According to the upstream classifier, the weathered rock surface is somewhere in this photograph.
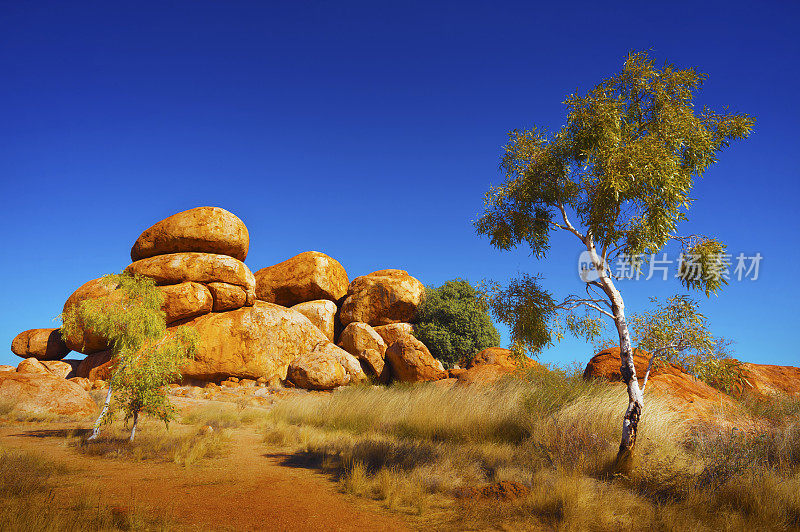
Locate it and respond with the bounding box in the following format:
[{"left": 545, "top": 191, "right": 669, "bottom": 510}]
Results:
[
  {"left": 0, "top": 371, "right": 96, "bottom": 416},
  {"left": 583, "top": 346, "right": 673, "bottom": 383},
  {"left": 131, "top": 206, "right": 249, "bottom": 262},
  {"left": 179, "top": 301, "right": 345, "bottom": 382},
  {"left": 340, "top": 270, "right": 425, "bottom": 327},
  {"left": 206, "top": 282, "right": 248, "bottom": 312},
  {"left": 338, "top": 322, "right": 388, "bottom": 380},
  {"left": 61, "top": 277, "right": 118, "bottom": 354},
  {"left": 68, "top": 376, "right": 92, "bottom": 391},
  {"left": 311, "top": 341, "right": 366, "bottom": 383},
  {"left": 0, "top": 365, "right": 15, "bottom": 372},
  {"left": 287, "top": 350, "right": 349, "bottom": 390},
  {"left": 39, "top": 361, "right": 73, "bottom": 379},
  {"left": 451, "top": 364, "right": 514, "bottom": 386},
  {"left": 339, "top": 322, "right": 387, "bottom": 357},
  {"left": 739, "top": 362, "right": 800, "bottom": 397},
  {"left": 291, "top": 300, "right": 338, "bottom": 342},
  {"left": 462, "top": 347, "right": 542, "bottom": 371},
  {"left": 255, "top": 251, "right": 349, "bottom": 307},
  {"left": 125, "top": 253, "right": 256, "bottom": 294},
  {"left": 373, "top": 323, "right": 414, "bottom": 347},
  {"left": 11, "top": 328, "right": 70, "bottom": 360},
  {"left": 384, "top": 336, "right": 447, "bottom": 382},
  {"left": 16, "top": 358, "right": 50, "bottom": 375},
  {"left": 159, "top": 282, "right": 214, "bottom": 323}
]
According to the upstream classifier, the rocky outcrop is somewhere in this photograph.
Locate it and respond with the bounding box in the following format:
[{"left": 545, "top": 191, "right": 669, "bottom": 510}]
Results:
[
  {"left": 0, "top": 371, "right": 96, "bottom": 416},
  {"left": 126, "top": 253, "right": 255, "bottom": 295},
  {"left": 461, "top": 347, "right": 541, "bottom": 371},
  {"left": 740, "top": 362, "right": 800, "bottom": 397},
  {"left": 179, "top": 301, "right": 346, "bottom": 382},
  {"left": 384, "top": 336, "right": 446, "bottom": 382},
  {"left": 131, "top": 206, "right": 249, "bottom": 262},
  {"left": 0, "top": 365, "right": 15, "bottom": 372},
  {"left": 11, "top": 328, "right": 70, "bottom": 360},
  {"left": 310, "top": 341, "right": 367, "bottom": 383},
  {"left": 291, "top": 300, "right": 338, "bottom": 342},
  {"left": 255, "top": 251, "right": 349, "bottom": 307},
  {"left": 584, "top": 347, "right": 735, "bottom": 423},
  {"left": 159, "top": 282, "right": 214, "bottom": 323},
  {"left": 287, "top": 349, "right": 349, "bottom": 391},
  {"left": 373, "top": 323, "right": 414, "bottom": 347},
  {"left": 340, "top": 270, "right": 425, "bottom": 327}
]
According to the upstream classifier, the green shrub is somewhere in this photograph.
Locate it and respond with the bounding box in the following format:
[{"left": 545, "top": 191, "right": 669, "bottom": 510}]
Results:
[{"left": 413, "top": 279, "right": 501, "bottom": 368}]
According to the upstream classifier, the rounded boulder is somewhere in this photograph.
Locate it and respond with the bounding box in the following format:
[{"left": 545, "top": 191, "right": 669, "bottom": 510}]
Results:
[
  {"left": 11, "top": 328, "right": 70, "bottom": 360},
  {"left": 340, "top": 270, "right": 424, "bottom": 327},
  {"left": 255, "top": 251, "right": 349, "bottom": 307},
  {"left": 131, "top": 206, "right": 249, "bottom": 262}
]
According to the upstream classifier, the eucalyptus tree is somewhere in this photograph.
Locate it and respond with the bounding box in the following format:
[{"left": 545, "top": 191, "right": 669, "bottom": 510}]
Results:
[
  {"left": 475, "top": 51, "right": 753, "bottom": 459},
  {"left": 61, "top": 273, "right": 198, "bottom": 442}
]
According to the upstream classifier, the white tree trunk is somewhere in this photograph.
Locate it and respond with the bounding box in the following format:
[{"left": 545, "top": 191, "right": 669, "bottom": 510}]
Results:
[
  {"left": 88, "top": 388, "right": 113, "bottom": 441},
  {"left": 129, "top": 410, "right": 139, "bottom": 443},
  {"left": 584, "top": 239, "right": 643, "bottom": 460}
]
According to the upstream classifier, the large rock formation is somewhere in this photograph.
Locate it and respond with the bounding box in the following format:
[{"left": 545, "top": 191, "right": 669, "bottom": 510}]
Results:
[
  {"left": 291, "top": 300, "right": 338, "bottom": 342},
  {"left": 178, "top": 301, "right": 346, "bottom": 382},
  {"left": 0, "top": 371, "right": 96, "bottom": 416},
  {"left": 130, "top": 206, "right": 249, "bottom": 262},
  {"left": 11, "top": 328, "right": 70, "bottom": 360},
  {"left": 384, "top": 335, "right": 447, "bottom": 382},
  {"left": 340, "top": 270, "right": 425, "bottom": 327},
  {"left": 255, "top": 251, "right": 349, "bottom": 307}
]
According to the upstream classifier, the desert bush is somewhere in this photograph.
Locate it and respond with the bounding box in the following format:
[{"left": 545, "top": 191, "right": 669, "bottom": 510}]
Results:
[{"left": 413, "top": 279, "right": 501, "bottom": 368}]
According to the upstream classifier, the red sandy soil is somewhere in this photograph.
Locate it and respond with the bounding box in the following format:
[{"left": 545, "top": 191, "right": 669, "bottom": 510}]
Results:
[{"left": 0, "top": 416, "right": 410, "bottom": 531}]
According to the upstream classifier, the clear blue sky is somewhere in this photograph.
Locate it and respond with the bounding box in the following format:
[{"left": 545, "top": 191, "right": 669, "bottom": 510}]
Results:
[{"left": 1, "top": 1, "right": 798, "bottom": 368}]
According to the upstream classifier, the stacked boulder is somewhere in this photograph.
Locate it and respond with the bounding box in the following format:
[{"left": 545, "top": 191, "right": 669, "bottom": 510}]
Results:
[{"left": 7, "top": 206, "right": 447, "bottom": 395}]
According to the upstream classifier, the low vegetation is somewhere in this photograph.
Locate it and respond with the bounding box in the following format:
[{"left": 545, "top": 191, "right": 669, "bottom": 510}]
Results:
[
  {"left": 0, "top": 447, "right": 173, "bottom": 530},
  {"left": 262, "top": 368, "right": 800, "bottom": 529}
]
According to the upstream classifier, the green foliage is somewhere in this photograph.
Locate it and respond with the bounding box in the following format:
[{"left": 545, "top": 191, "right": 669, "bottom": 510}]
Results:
[
  {"left": 475, "top": 51, "right": 754, "bottom": 354},
  {"left": 413, "top": 279, "right": 500, "bottom": 368},
  {"left": 61, "top": 272, "right": 198, "bottom": 432},
  {"left": 628, "top": 296, "right": 744, "bottom": 392}
]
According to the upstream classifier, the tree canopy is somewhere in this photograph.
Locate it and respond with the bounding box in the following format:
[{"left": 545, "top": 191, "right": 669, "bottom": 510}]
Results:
[
  {"left": 413, "top": 279, "right": 501, "bottom": 368},
  {"left": 61, "top": 272, "right": 198, "bottom": 441}
]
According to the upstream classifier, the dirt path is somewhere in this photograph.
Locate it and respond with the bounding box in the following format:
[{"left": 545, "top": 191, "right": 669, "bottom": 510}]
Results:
[{"left": 0, "top": 422, "right": 410, "bottom": 531}]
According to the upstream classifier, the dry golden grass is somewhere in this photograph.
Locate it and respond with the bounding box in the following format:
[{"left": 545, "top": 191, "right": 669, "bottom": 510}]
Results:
[
  {"left": 263, "top": 368, "right": 800, "bottom": 530},
  {"left": 70, "top": 415, "right": 230, "bottom": 467},
  {"left": 0, "top": 446, "right": 175, "bottom": 531}
]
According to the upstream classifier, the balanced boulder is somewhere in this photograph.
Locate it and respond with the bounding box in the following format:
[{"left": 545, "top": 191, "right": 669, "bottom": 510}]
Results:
[
  {"left": 130, "top": 206, "right": 249, "bottom": 262},
  {"left": 255, "top": 251, "right": 349, "bottom": 307},
  {"left": 384, "top": 335, "right": 447, "bottom": 382},
  {"left": 340, "top": 270, "right": 424, "bottom": 327},
  {"left": 291, "top": 300, "right": 338, "bottom": 342},
  {"left": 11, "top": 328, "right": 70, "bottom": 360},
  {"left": 0, "top": 371, "right": 96, "bottom": 416},
  {"left": 125, "top": 252, "right": 255, "bottom": 295}
]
